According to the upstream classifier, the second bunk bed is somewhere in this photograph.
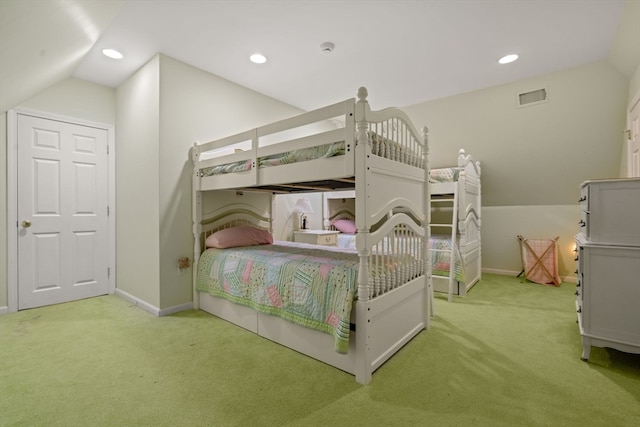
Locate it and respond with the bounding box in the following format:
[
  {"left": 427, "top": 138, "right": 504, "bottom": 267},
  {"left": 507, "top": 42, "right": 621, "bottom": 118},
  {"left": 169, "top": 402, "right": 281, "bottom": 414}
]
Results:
[
  {"left": 430, "top": 149, "right": 482, "bottom": 301},
  {"left": 191, "top": 87, "right": 431, "bottom": 385},
  {"left": 324, "top": 149, "right": 481, "bottom": 302}
]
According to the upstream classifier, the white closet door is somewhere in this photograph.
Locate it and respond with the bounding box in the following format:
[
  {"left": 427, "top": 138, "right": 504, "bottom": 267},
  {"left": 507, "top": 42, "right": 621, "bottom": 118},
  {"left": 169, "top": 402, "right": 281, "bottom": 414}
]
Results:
[{"left": 17, "top": 114, "right": 109, "bottom": 309}]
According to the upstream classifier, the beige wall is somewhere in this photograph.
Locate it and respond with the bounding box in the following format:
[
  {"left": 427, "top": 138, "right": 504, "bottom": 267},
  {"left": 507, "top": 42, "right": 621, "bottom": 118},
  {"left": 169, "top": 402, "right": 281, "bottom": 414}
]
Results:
[
  {"left": 2, "top": 48, "right": 637, "bottom": 311},
  {"left": 115, "top": 56, "right": 162, "bottom": 306},
  {"left": 404, "top": 61, "right": 630, "bottom": 279},
  {"left": 116, "top": 54, "right": 305, "bottom": 311},
  {"left": 0, "top": 55, "right": 306, "bottom": 313}
]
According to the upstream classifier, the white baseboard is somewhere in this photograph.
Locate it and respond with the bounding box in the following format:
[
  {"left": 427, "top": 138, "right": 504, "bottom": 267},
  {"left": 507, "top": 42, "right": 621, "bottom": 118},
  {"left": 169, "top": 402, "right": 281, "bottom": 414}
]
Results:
[
  {"left": 159, "top": 302, "right": 194, "bottom": 316},
  {"left": 482, "top": 268, "right": 521, "bottom": 276},
  {"left": 0, "top": 306, "right": 8, "bottom": 315},
  {"left": 481, "top": 268, "right": 577, "bottom": 284},
  {"left": 114, "top": 288, "right": 193, "bottom": 317},
  {"left": 114, "top": 288, "right": 160, "bottom": 316}
]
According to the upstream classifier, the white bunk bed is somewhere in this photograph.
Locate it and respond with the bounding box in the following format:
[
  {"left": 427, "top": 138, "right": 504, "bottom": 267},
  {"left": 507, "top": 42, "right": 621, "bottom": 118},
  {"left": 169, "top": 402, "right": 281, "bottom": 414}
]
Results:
[
  {"left": 429, "top": 149, "right": 481, "bottom": 301},
  {"left": 191, "top": 87, "right": 431, "bottom": 385}
]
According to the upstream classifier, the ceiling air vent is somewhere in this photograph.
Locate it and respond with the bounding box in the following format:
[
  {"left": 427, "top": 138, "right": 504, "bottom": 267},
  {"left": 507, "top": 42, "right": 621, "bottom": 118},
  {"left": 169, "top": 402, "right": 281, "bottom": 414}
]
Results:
[{"left": 518, "top": 88, "right": 548, "bottom": 107}]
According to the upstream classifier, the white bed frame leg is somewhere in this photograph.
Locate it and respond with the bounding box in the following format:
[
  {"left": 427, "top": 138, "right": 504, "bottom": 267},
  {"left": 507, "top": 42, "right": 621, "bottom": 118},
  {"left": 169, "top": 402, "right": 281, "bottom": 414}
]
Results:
[{"left": 354, "top": 300, "right": 372, "bottom": 385}]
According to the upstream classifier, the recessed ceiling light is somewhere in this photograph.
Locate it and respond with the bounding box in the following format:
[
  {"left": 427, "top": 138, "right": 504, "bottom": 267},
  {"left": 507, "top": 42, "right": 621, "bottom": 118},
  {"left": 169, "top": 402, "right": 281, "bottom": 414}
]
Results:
[
  {"left": 498, "top": 54, "right": 519, "bottom": 64},
  {"left": 250, "top": 53, "right": 267, "bottom": 64},
  {"left": 102, "top": 48, "right": 123, "bottom": 59}
]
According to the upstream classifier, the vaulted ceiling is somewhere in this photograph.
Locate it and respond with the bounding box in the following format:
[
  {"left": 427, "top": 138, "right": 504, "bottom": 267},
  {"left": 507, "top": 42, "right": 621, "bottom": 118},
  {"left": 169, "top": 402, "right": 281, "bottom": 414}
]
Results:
[{"left": 1, "top": 0, "right": 636, "bottom": 114}]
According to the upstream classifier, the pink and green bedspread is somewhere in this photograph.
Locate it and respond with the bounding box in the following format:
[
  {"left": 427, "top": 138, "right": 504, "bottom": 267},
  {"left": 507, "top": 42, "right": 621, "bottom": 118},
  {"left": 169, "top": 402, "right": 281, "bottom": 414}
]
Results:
[
  {"left": 196, "top": 242, "right": 359, "bottom": 353},
  {"left": 199, "top": 141, "right": 346, "bottom": 177},
  {"left": 429, "top": 234, "right": 465, "bottom": 282},
  {"left": 199, "top": 132, "right": 423, "bottom": 177}
]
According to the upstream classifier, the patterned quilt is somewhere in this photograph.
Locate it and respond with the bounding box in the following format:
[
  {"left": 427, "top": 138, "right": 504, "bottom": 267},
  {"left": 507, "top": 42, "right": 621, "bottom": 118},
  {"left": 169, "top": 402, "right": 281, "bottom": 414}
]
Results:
[
  {"left": 200, "top": 142, "right": 346, "bottom": 177},
  {"left": 196, "top": 242, "right": 359, "bottom": 353},
  {"left": 199, "top": 130, "right": 422, "bottom": 177}
]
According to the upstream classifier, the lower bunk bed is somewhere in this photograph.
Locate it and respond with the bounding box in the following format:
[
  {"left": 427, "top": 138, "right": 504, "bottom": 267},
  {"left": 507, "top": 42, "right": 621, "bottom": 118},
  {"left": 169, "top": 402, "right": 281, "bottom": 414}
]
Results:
[
  {"left": 429, "top": 149, "right": 482, "bottom": 300},
  {"left": 191, "top": 87, "right": 431, "bottom": 385},
  {"left": 194, "top": 202, "right": 428, "bottom": 385}
]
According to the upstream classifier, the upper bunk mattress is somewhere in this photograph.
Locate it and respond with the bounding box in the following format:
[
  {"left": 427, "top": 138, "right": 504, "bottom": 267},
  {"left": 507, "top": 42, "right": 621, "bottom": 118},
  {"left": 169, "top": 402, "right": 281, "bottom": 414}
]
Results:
[
  {"left": 199, "top": 132, "right": 423, "bottom": 177},
  {"left": 430, "top": 167, "right": 460, "bottom": 183},
  {"left": 200, "top": 141, "right": 346, "bottom": 177}
]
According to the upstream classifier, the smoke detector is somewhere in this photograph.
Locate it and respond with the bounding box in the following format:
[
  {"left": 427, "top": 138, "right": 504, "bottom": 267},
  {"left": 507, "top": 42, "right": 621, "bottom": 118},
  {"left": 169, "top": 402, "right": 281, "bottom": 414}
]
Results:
[{"left": 320, "top": 42, "right": 335, "bottom": 53}]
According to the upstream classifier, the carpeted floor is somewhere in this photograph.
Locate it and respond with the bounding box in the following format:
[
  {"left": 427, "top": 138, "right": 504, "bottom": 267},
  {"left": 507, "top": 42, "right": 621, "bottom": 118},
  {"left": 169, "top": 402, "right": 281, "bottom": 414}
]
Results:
[{"left": 1, "top": 273, "right": 639, "bottom": 426}]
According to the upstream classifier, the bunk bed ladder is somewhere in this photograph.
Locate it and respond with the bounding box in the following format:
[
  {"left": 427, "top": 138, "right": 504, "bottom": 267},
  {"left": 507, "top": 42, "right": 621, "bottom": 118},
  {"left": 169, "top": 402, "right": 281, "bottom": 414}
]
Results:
[{"left": 430, "top": 187, "right": 458, "bottom": 302}]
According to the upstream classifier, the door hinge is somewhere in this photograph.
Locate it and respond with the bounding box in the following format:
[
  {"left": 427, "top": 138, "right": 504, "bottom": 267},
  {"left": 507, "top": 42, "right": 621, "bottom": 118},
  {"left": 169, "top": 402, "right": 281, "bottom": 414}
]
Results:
[
  {"left": 107, "top": 144, "right": 110, "bottom": 154},
  {"left": 107, "top": 206, "right": 110, "bottom": 216},
  {"left": 108, "top": 267, "right": 111, "bottom": 278}
]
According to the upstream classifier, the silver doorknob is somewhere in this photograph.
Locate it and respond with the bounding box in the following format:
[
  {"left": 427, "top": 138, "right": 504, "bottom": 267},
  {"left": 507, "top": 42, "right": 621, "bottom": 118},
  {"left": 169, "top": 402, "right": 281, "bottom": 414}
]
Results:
[{"left": 22, "top": 220, "right": 31, "bottom": 228}]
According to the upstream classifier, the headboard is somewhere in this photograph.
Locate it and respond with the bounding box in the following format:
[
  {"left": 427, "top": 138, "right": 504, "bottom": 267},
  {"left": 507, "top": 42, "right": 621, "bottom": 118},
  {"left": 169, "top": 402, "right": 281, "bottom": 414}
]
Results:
[
  {"left": 323, "top": 190, "right": 355, "bottom": 230},
  {"left": 200, "top": 202, "right": 272, "bottom": 250}
]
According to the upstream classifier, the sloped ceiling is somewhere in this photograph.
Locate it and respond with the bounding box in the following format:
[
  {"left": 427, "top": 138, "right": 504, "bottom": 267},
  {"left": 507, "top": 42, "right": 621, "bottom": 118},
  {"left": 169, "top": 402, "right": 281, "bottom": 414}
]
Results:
[
  {"left": 0, "top": 0, "right": 126, "bottom": 113},
  {"left": 1, "top": 0, "right": 634, "bottom": 114}
]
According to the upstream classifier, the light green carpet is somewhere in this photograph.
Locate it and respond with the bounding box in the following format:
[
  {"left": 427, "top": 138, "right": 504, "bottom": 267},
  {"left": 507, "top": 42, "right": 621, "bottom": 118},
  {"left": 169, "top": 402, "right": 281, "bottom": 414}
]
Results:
[{"left": 1, "top": 273, "right": 639, "bottom": 426}]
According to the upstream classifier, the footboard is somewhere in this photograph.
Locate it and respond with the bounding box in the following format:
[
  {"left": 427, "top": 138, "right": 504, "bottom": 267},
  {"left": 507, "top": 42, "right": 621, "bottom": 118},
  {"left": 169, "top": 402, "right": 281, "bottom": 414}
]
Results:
[{"left": 352, "top": 208, "right": 429, "bottom": 383}]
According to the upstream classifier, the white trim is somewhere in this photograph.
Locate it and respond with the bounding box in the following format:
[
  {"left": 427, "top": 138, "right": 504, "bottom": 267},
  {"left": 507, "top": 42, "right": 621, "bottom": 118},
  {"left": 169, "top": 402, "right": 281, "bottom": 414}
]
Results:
[
  {"left": 482, "top": 268, "right": 576, "bottom": 284},
  {"left": 159, "top": 302, "right": 194, "bottom": 316},
  {"left": 0, "top": 306, "right": 8, "bottom": 315},
  {"left": 627, "top": 90, "right": 640, "bottom": 178},
  {"left": 7, "top": 110, "right": 18, "bottom": 313},
  {"left": 114, "top": 288, "right": 193, "bottom": 317},
  {"left": 115, "top": 288, "right": 160, "bottom": 316},
  {"left": 482, "top": 267, "right": 521, "bottom": 276},
  {"left": 6, "top": 108, "right": 116, "bottom": 312}
]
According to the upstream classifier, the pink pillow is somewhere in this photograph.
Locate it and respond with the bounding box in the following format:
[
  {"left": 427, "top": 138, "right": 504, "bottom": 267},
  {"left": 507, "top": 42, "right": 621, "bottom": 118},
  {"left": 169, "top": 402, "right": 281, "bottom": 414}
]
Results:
[
  {"left": 332, "top": 218, "right": 356, "bottom": 234},
  {"left": 205, "top": 226, "right": 273, "bottom": 249}
]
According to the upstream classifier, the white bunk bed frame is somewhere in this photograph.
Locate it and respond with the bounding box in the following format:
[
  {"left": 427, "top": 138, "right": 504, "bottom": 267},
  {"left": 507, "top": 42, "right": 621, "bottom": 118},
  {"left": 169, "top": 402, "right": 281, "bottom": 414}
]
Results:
[
  {"left": 430, "top": 149, "right": 481, "bottom": 301},
  {"left": 191, "top": 87, "right": 431, "bottom": 385}
]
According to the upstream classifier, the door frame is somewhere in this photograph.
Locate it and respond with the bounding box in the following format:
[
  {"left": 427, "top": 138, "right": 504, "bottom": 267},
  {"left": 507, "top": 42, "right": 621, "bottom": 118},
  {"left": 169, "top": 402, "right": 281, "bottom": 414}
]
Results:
[
  {"left": 627, "top": 91, "right": 640, "bottom": 178},
  {"left": 7, "top": 108, "right": 116, "bottom": 313}
]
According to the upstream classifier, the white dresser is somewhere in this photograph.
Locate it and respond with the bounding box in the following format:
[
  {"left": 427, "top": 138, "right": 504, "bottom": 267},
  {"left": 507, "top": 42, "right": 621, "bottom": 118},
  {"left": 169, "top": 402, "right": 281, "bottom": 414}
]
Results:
[
  {"left": 574, "top": 178, "right": 640, "bottom": 360},
  {"left": 293, "top": 230, "right": 339, "bottom": 246}
]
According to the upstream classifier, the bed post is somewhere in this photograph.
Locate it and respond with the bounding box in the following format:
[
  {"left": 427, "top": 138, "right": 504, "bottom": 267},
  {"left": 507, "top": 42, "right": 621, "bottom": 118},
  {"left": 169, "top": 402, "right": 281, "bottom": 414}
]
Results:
[
  {"left": 192, "top": 143, "right": 202, "bottom": 310},
  {"left": 423, "top": 126, "right": 433, "bottom": 324},
  {"left": 354, "top": 86, "right": 372, "bottom": 384},
  {"left": 476, "top": 160, "right": 482, "bottom": 281}
]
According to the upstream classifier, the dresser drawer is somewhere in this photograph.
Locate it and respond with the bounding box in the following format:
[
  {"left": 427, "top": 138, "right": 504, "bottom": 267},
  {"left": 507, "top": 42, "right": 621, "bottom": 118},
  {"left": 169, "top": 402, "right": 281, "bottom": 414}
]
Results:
[
  {"left": 316, "top": 233, "right": 337, "bottom": 246},
  {"left": 579, "top": 179, "right": 640, "bottom": 246},
  {"left": 294, "top": 230, "right": 339, "bottom": 246},
  {"left": 577, "top": 241, "right": 640, "bottom": 345}
]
